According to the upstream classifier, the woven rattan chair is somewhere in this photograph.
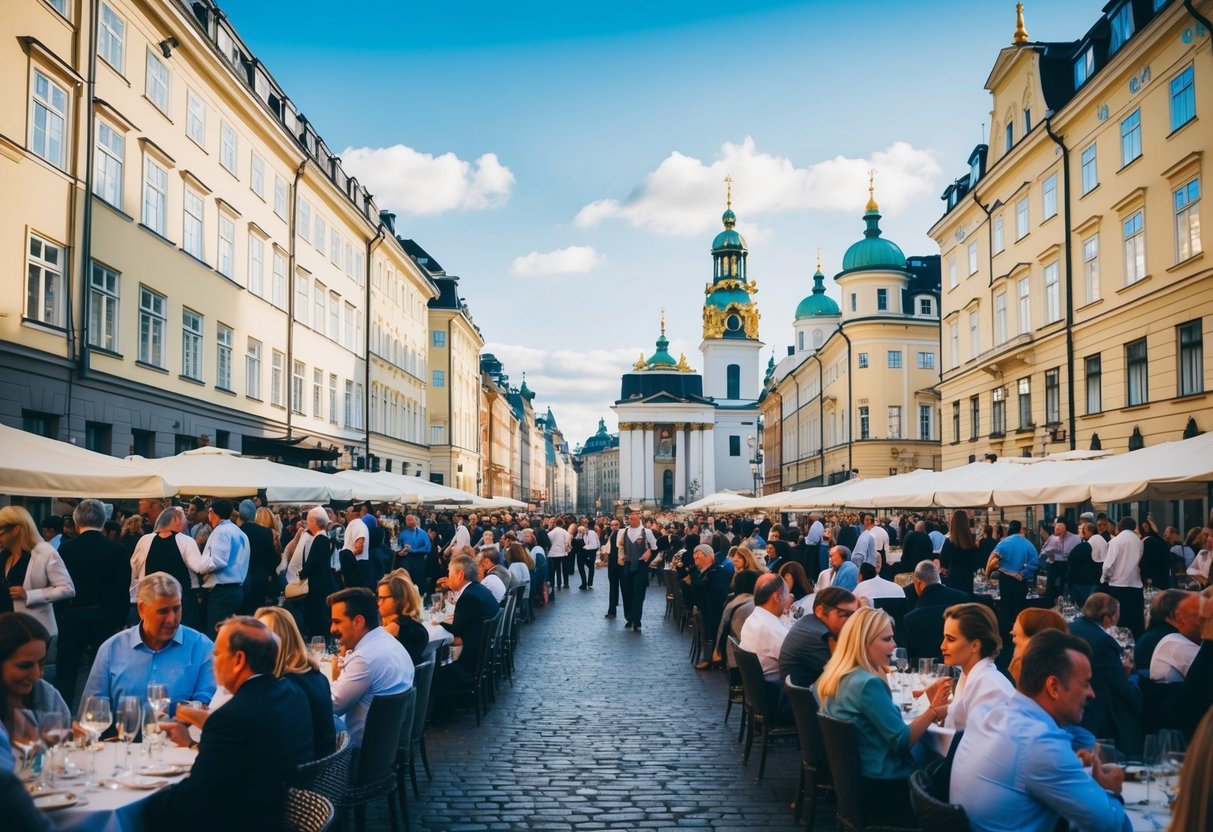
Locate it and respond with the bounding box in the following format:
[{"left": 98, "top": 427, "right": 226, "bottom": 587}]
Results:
[
  {"left": 281, "top": 787, "right": 335, "bottom": 832},
  {"left": 785, "top": 678, "right": 833, "bottom": 830},
  {"left": 293, "top": 731, "right": 353, "bottom": 812},
  {"left": 908, "top": 769, "right": 970, "bottom": 832},
  {"left": 815, "top": 712, "right": 921, "bottom": 832},
  {"left": 343, "top": 689, "right": 413, "bottom": 832},
  {"left": 732, "top": 639, "right": 797, "bottom": 780}
]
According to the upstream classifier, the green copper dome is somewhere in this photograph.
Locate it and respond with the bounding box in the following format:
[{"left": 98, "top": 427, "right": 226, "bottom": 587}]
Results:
[
  {"left": 712, "top": 207, "right": 746, "bottom": 251},
  {"left": 841, "top": 207, "right": 905, "bottom": 273},
  {"left": 795, "top": 267, "right": 841, "bottom": 320},
  {"left": 645, "top": 333, "right": 677, "bottom": 367},
  {"left": 706, "top": 287, "right": 752, "bottom": 310}
]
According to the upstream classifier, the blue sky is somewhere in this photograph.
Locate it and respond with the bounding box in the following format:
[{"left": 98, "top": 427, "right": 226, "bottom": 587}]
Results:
[{"left": 220, "top": 0, "right": 1098, "bottom": 446}]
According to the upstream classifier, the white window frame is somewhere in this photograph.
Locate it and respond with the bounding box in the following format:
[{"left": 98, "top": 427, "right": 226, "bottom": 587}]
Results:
[
  {"left": 88, "top": 262, "right": 120, "bottom": 352},
  {"left": 26, "top": 233, "right": 66, "bottom": 328},
  {"left": 995, "top": 293, "right": 1007, "bottom": 345},
  {"left": 271, "top": 350, "right": 285, "bottom": 407},
  {"left": 186, "top": 90, "right": 206, "bottom": 147},
  {"left": 313, "top": 282, "right": 326, "bottom": 331},
  {"left": 138, "top": 286, "right": 166, "bottom": 367},
  {"left": 993, "top": 215, "right": 1005, "bottom": 253},
  {"left": 1042, "top": 174, "right": 1058, "bottom": 220},
  {"left": 1017, "top": 276, "right": 1031, "bottom": 334},
  {"left": 1080, "top": 144, "right": 1098, "bottom": 195},
  {"left": 145, "top": 50, "right": 170, "bottom": 113},
  {"left": 220, "top": 123, "right": 238, "bottom": 175},
  {"left": 887, "top": 406, "right": 902, "bottom": 440},
  {"left": 887, "top": 350, "right": 902, "bottom": 369},
  {"left": 271, "top": 250, "right": 287, "bottom": 309},
  {"left": 1170, "top": 65, "right": 1196, "bottom": 132},
  {"left": 947, "top": 258, "right": 958, "bottom": 289},
  {"left": 248, "top": 232, "right": 265, "bottom": 296},
  {"left": 94, "top": 121, "right": 124, "bottom": 209},
  {"left": 969, "top": 311, "right": 979, "bottom": 358},
  {"left": 274, "top": 175, "right": 287, "bottom": 219},
  {"left": 1044, "top": 261, "right": 1060, "bottom": 323},
  {"left": 433, "top": 369, "right": 446, "bottom": 387},
  {"left": 917, "top": 351, "right": 935, "bottom": 370},
  {"left": 246, "top": 337, "right": 262, "bottom": 400},
  {"left": 1015, "top": 196, "right": 1029, "bottom": 240},
  {"left": 1178, "top": 320, "right": 1204, "bottom": 397},
  {"left": 217, "top": 213, "right": 235, "bottom": 279},
  {"left": 250, "top": 152, "right": 265, "bottom": 198},
  {"left": 1085, "top": 354, "right": 1101, "bottom": 414},
  {"left": 1082, "top": 234, "right": 1100, "bottom": 304},
  {"left": 294, "top": 272, "right": 308, "bottom": 323},
  {"left": 858, "top": 406, "right": 870, "bottom": 440},
  {"left": 31, "top": 69, "right": 68, "bottom": 170},
  {"left": 98, "top": 2, "right": 125, "bottom": 74},
  {"left": 949, "top": 323, "right": 959, "bottom": 369},
  {"left": 967, "top": 242, "right": 978, "bottom": 275},
  {"left": 1125, "top": 338, "right": 1148, "bottom": 406},
  {"left": 181, "top": 308, "right": 203, "bottom": 380},
  {"left": 216, "top": 323, "right": 233, "bottom": 390},
  {"left": 1123, "top": 208, "right": 1146, "bottom": 284},
  {"left": 918, "top": 404, "right": 932, "bottom": 441},
  {"left": 141, "top": 154, "right": 168, "bottom": 236},
  {"left": 298, "top": 200, "right": 311, "bottom": 240},
  {"left": 1174, "top": 177, "right": 1201, "bottom": 262},
  {"left": 328, "top": 290, "right": 340, "bottom": 341},
  {"left": 183, "top": 188, "right": 205, "bottom": 260},
  {"left": 291, "top": 360, "right": 305, "bottom": 414},
  {"left": 1121, "top": 110, "right": 1142, "bottom": 167}
]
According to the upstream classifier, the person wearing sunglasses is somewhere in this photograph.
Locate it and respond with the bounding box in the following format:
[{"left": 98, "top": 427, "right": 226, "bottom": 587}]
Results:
[{"left": 0, "top": 507, "right": 75, "bottom": 641}]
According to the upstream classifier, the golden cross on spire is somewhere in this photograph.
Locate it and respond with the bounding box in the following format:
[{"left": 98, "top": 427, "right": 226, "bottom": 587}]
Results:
[
  {"left": 659, "top": 307, "right": 666, "bottom": 336},
  {"left": 865, "top": 169, "right": 880, "bottom": 212},
  {"left": 1013, "top": 2, "right": 1029, "bottom": 45},
  {"left": 816, "top": 246, "right": 823, "bottom": 272},
  {"left": 724, "top": 174, "right": 733, "bottom": 209}
]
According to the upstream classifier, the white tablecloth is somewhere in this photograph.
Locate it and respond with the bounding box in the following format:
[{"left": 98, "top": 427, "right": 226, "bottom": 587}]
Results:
[{"left": 48, "top": 744, "right": 196, "bottom": 832}]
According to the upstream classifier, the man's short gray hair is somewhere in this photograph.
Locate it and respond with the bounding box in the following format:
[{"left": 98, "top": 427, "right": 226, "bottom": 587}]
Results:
[
  {"left": 694, "top": 543, "right": 715, "bottom": 558},
  {"left": 449, "top": 554, "right": 479, "bottom": 582},
  {"left": 238, "top": 499, "right": 257, "bottom": 523},
  {"left": 830, "top": 545, "right": 851, "bottom": 561},
  {"left": 914, "top": 520, "right": 927, "bottom": 532},
  {"left": 154, "top": 505, "right": 184, "bottom": 532},
  {"left": 307, "top": 506, "right": 330, "bottom": 529},
  {"left": 914, "top": 560, "right": 941, "bottom": 585},
  {"left": 73, "top": 499, "right": 109, "bottom": 530},
  {"left": 137, "top": 572, "right": 182, "bottom": 605}
]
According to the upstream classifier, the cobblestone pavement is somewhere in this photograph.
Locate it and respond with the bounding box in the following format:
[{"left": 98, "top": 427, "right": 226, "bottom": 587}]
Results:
[{"left": 387, "top": 580, "right": 829, "bottom": 832}]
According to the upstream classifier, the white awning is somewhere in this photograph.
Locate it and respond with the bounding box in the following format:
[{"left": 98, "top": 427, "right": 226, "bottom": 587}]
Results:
[{"left": 0, "top": 423, "right": 175, "bottom": 500}]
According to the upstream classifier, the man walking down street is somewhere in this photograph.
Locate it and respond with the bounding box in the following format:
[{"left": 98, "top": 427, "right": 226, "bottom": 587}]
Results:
[
  {"left": 603, "top": 518, "right": 623, "bottom": 619},
  {"left": 617, "top": 513, "right": 658, "bottom": 632}
]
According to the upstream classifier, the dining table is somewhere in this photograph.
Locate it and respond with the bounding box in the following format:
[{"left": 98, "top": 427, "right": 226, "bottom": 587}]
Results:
[{"left": 38, "top": 742, "right": 197, "bottom": 832}]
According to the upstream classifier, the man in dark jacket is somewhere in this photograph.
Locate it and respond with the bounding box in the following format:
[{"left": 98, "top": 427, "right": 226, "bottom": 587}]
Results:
[
  {"left": 435, "top": 554, "right": 500, "bottom": 692},
  {"left": 148, "top": 616, "right": 313, "bottom": 831},
  {"left": 55, "top": 499, "right": 130, "bottom": 706},
  {"left": 689, "top": 544, "right": 730, "bottom": 669},
  {"left": 903, "top": 561, "right": 970, "bottom": 659},
  {"left": 1067, "top": 593, "right": 1142, "bottom": 753},
  {"left": 237, "top": 499, "right": 278, "bottom": 613},
  {"left": 898, "top": 520, "right": 935, "bottom": 574}
]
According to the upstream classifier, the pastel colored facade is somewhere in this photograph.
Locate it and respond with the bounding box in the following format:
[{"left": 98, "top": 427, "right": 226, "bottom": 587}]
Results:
[
  {"left": 480, "top": 362, "right": 521, "bottom": 502},
  {"left": 538, "top": 407, "right": 576, "bottom": 513},
  {"left": 762, "top": 193, "right": 942, "bottom": 493},
  {"left": 574, "top": 418, "right": 620, "bottom": 515},
  {"left": 930, "top": 1, "right": 1211, "bottom": 529}
]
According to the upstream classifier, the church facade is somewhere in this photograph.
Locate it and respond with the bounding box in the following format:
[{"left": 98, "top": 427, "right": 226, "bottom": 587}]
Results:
[{"left": 612, "top": 198, "right": 763, "bottom": 509}]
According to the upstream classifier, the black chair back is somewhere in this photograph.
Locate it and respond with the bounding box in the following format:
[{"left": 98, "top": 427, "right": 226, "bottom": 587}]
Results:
[
  {"left": 282, "top": 787, "right": 335, "bottom": 832},
  {"left": 814, "top": 712, "right": 865, "bottom": 829},
  {"left": 730, "top": 638, "right": 772, "bottom": 721},
  {"left": 410, "top": 660, "right": 435, "bottom": 745},
  {"left": 476, "top": 611, "right": 502, "bottom": 679},
  {"left": 784, "top": 678, "right": 829, "bottom": 770},
  {"left": 355, "top": 690, "right": 411, "bottom": 786},
  {"left": 908, "top": 769, "right": 971, "bottom": 832},
  {"left": 294, "top": 731, "right": 353, "bottom": 808}
]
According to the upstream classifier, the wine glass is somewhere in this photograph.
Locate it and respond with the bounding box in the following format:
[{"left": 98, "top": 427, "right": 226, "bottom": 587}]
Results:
[
  {"left": 1139, "top": 734, "right": 1159, "bottom": 805},
  {"left": 147, "top": 683, "right": 170, "bottom": 720},
  {"left": 37, "top": 711, "right": 70, "bottom": 790},
  {"left": 79, "top": 696, "right": 112, "bottom": 789},
  {"left": 893, "top": 648, "right": 909, "bottom": 674},
  {"left": 114, "top": 696, "right": 142, "bottom": 782},
  {"left": 1160, "top": 752, "right": 1184, "bottom": 806},
  {"left": 309, "top": 636, "right": 327, "bottom": 661},
  {"left": 9, "top": 709, "right": 42, "bottom": 784}
]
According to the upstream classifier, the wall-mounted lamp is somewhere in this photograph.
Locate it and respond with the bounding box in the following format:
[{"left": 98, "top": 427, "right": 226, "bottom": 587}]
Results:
[{"left": 159, "top": 37, "right": 180, "bottom": 58}]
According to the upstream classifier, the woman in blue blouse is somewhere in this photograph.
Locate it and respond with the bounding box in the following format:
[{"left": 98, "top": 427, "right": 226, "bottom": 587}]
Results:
[{"left": 817, "top": 606, "right": 952, "bottom": 824}]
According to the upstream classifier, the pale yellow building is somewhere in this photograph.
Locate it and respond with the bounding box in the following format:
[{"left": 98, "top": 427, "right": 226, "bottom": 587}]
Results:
[
  {"left": 0, "top": 0, "right": 395, "bottom": 470},
  {"left": 763, "top": 193, "right": 942, "bottom": 491},
  {"left": 930, "top": 2, "right": 1210, "bottom": 526},
  {"left": 480, "top": 354, "right": 521, "bottom": 501}
]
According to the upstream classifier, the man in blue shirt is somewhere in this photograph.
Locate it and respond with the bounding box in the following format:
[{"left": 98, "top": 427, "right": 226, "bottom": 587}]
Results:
[
  {"left": 201, "top": 499, "right": 250, "bottom": 632},
  {"left": 951, "top": 628, "right": 1130, "bottom": 832},
  {"left": 82, "top": 572, "right": 216, "bottom": 719},
  {"left": 396, "top": 514, "right": 432, "bottom": 592},
  {"left": 851, "top": 512, "right": 878, "bottom": 568},
  {"left": 992, "top": 519, "right": 1039, "bottom": 639}
]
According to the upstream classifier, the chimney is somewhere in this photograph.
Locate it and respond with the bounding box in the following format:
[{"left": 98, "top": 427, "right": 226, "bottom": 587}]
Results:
[{"left": 379, "top": 210, "right": 396, "bottom": 234}]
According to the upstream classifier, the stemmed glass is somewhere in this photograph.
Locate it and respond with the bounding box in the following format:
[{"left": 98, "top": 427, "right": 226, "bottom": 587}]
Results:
[
  {"left": 310, "top": 636, "right": 327, "bottom": 661},
  {"left": 37, "top": 711, "right": 70, "bottom": 790},
  {"left": 113, "top": 696, "right": 142, "bottom": 783},
  {"left": 1139, "top": 734, "right": 1160, "bottom": 805},
  {"left": 1157, "top": 729, "right": 1187, "bottom": 806},
  {"left": 10, "top": 709, "right": 42, "bottom": 785},
  {"left": 78, "top": 696, "right": 112, "bottom": 789}
]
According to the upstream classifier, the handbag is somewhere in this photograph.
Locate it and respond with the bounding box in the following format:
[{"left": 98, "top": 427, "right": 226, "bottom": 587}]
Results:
[{"left": 284, "top": 539, "right": 310, "bottom": 599}]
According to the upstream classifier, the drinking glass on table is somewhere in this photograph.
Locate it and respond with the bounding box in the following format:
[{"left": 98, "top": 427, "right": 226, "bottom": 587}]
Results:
[
  {"left": 917, "top": 658, "right": 935, "bottom": 679},
  {"left": 1138, "top": 734, "right": 1160, "bottom": 805},
  {"left": 9, "top": 709, "right": 42, "bottom": 783},
  {"left": 113, "top": 696, "right": 142, "bottom": 782},
  {"left": 310, "top": 636, "right": 327, "bottom": 661},
  {"left": 79, "top": 695, "right": 112, "bottom": 789},
  {"left": 37, "top": 711, "right": 70, "bottom": 790},
  {"left": 892, "top": 648, "right": 909, "bottom": 674},
  {"left": 147, "top": 683, "right": 170, "bottom": 718},
  {"left": 1159, "top": 752, "right": 1184, "bottom": 806}
]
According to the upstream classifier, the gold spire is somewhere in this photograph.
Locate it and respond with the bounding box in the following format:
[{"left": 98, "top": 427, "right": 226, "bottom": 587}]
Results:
[
  {"left": 816, "top": 246, "right": 823, "bottom": 273},
  {"left": 724, "top": 174, "right": 733, "bottom": 209},
  {"left": 659, "top": 307, "right": 666, "bottom": 336},
  {"left": 865, "top": 169, "right": 879, "bottom": 213},
  {"left": 633, "top": 352, "right": 647, "bottom": 371},
  {"left": 1013, "top": 2, "right": 1029, "bottom": 45}
]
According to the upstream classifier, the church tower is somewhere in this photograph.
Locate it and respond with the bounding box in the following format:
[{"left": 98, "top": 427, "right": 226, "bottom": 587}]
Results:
[{"left": 701, "top": 179, "right": 763, "bottom": 405}]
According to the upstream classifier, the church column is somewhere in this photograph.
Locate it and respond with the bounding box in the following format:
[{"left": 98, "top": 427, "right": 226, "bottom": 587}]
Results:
[
  {"left": 674, "top": 423, "right": 687, "bottom": 504},
  {"left": 631, "top": 426, "right": 645, "bottom": 506},
  {"left": 618, "top": 423, "right": 632, "bottom": 504},
  {"left": 701, "top": 424, "right": 717, "bottom": 496},
  {"left": 688, "top": 423, "right": 702, "bottom": 501},
  {"left": 642, "top": 423, "right": 656, "bottom": 505}
]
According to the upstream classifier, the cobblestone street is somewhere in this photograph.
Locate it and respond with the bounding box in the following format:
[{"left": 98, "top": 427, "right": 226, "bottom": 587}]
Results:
[{"left": 397, "top": 580, "right": 819, "bottom": 831}]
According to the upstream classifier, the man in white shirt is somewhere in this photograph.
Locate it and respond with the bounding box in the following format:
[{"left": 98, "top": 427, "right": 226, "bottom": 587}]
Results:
[
  {"left": 870, "top": 518, "right": 890, "bottom": 570},
  {"left": 478, "top": 552, "right": 507, "bottom": 603},
  {"left": 547, "top": 519, "right": 571, "bottom": 590},
  {"left": 1150, "top": 592, "right": 1202, "bottom": 682},
  {"left": 342, "top": 508, "right": 372, "bottom": 589},
  {"left": 327, "top": 587, "right": 413, "bottom": 747},
  {"left": 1188, "top": 527, "right": 1212, "bottom": 585},
  {"left": 617, "top": 513, "right": 658, "bottom": 631},
  {"left": 444, "top": 515, "right": 471, "bottom": 558},
  {"left": 852, "top": 562, "right": 904, "bottom": 602},
  {"left": 804, "top": 513, "right": 826, "bottom": 572},
  {"left": 739, "top": 573, "right": 792, "bottom": 682},
  {"left": 1101, "top": 516, "right": 1145, "bottom": 635}
]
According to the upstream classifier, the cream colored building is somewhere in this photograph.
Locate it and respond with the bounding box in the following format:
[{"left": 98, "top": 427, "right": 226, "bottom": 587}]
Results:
[
  {"left": 930, "top": 2, "right": 1210, "bottom": 526},
  {"left": 480, "top": 353, "right": 520, "bottom": 501},
  {"left": 0, "top": 0, "right": 401, "bottom": 470},
  {"left": 763, "top": 194, "right": 942, "bottom": 491},
  {"left": 419, "top": 242, "right": 483, "bottom": 493}
]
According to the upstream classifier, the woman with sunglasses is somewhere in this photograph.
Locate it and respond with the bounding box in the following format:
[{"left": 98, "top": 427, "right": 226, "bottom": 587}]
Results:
[{"left": 0, "top": 507, "right": 74, "bottom": 640}]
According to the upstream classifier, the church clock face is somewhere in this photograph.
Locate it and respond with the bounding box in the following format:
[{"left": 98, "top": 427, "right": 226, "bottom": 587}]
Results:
[{"left": 725, "top": 314, "right": 742, "bottom": 332}]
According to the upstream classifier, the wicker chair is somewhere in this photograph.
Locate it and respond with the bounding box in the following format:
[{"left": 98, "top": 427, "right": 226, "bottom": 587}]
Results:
[
  {"left": 784, "top": 678, "right": 833, "bottom": 830},
  {"left": 908, "top": 769, "right": 970, "bottom": 832},
  {"left": 731, "top": 638, "right": 797, "bottom": 780},
  {"left": 281, "top": 787, "right": 335, "bottom": 832},
  {"left": 815, "top": 712, "right": 921, "bottom": 832},
  {"left": 405, "top": 659, "right": 436, "bottom": 797},
  {"left": 342, "top": 689, "right": 413, "bottom": 832},
  {"left": 293, "top": 731, "right": 353, "bottom": 812}
]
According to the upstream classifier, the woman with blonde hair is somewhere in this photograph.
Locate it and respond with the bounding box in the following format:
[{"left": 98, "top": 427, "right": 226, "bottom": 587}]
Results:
[
  {"left": 254, "top": 605, "right": 336, "bottom": 758},
  {"left": 940, "top": 602, "right": 1012, "bottom": 729},
  {"left": 818, "top": 606, "right": 952, "bottom": 825},
  {"left": 728, "top": 546, "right": 763, "bottom": 575},
  {"left": 376, "top": 569, "right": 428, "bottom": 664},
  {"left": 1167, "top": 707, "right": 1213, "bottom": 831},
  {"left": 255, "top": 506, "right": 281, "bottom": 550},
  {"left": 0, "top": 506, "right": 74, "bottom": 637}
]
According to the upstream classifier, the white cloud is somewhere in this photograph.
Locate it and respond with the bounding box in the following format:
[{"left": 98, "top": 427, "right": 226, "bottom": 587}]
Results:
[
  {"left": 339, "top": 144, "right": 514, "bottom": 215},
  {"left": 510, "top": 245, "right": 604, "bottom": 277},
  {"left": 574, "top": 137, "right": 940, "bottom": 235}
]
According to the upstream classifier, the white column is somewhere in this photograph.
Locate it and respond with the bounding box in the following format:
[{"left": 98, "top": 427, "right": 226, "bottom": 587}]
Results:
[
  {"left": 702, "top": 426, "right": 717, "bottom": 496},
  {"left": 631, "top": 429, "right": 645, "bottom": 506},
  {"left": 642, "top": 426, "right": 655, "bottom": 505},
  {"left": 618, "top": 427, "right": 632, "bottom": 503},
  {"left": 688, "top": 425, "right": 702, "bottom": 501},
  {"left": 674, "top": 426, "right": 687, "bottom": 504}
]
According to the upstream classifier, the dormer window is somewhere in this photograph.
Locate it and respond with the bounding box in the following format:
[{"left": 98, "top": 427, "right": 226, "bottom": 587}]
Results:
[
  {"left": 918, "top": 297, "right": 934, "bottom": 316},
  {"left": 970, "top": 158, "right": 981, "bottom": 186},
  {"left": 1074, "top": 47, "right": 1095, "bottom": 88},
  {"left": 1109, "top": 4, "right": 1134, "bottom": 54}
]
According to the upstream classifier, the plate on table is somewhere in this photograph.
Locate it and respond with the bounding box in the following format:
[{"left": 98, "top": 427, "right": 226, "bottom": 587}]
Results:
[
  {"left": 33, "top": 790, "right": 80, "bottom": 810},
  {"left": 137, "top": 764, "right": 189, "bottom": 777},
  {"left": 121, "top": 775, "right": 171, "bottom": 790}
]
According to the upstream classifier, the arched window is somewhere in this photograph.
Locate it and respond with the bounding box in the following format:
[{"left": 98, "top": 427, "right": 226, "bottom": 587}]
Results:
[
  {"left": 726, "top": 364, "right": 740, "bottom": 399},
  {"left": 797, "top": 331, "right": 805, "bottom": 351},
  {"left": 813, "top": 329, "right": 824, "bottom": 348}
]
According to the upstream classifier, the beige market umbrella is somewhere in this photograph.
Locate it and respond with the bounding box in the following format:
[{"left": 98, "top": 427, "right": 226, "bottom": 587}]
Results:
[{"left": 0, "top": 423, "right": 175, "bottom": 499}]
